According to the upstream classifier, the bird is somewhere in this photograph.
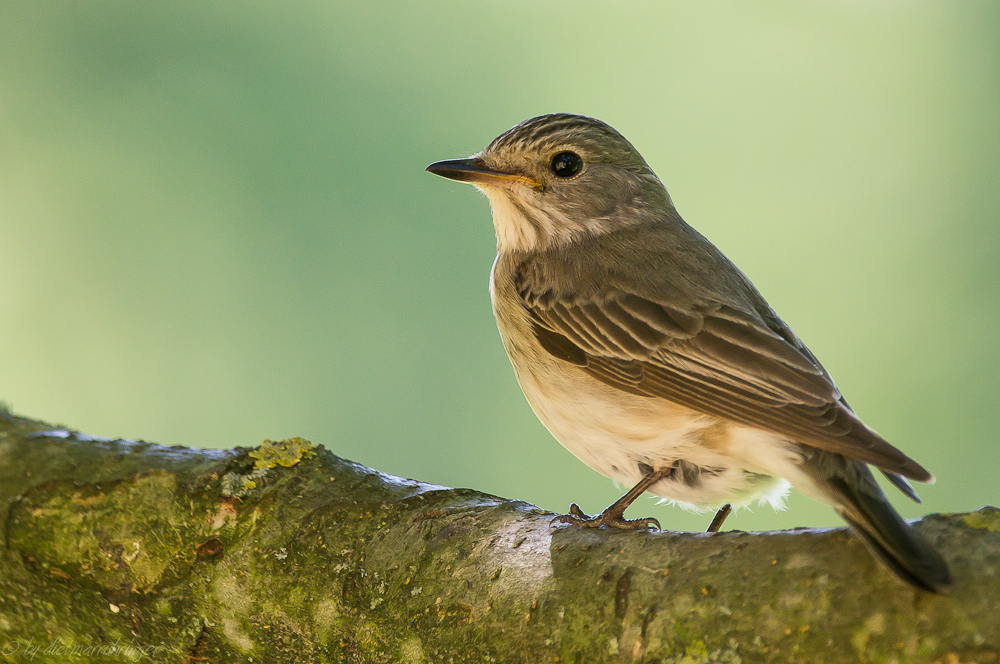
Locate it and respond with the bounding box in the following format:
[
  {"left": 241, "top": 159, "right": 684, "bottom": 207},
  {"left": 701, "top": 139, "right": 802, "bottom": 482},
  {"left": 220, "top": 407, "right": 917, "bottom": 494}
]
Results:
[{"left": 426, "top": 113, "right": 953, "bottom": 593}]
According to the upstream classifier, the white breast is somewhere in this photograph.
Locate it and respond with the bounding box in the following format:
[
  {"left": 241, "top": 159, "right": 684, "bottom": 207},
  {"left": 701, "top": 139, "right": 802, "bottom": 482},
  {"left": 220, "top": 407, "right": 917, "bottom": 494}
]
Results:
[{"left": 490, "top": 256, "right": 799, "bottom": 512}]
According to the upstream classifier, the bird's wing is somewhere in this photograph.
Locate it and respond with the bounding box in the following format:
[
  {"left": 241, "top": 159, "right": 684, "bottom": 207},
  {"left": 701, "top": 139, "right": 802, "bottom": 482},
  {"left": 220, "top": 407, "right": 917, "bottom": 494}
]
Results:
[{"left": 524, "top": 289, "right": 931, "bottom": 482}]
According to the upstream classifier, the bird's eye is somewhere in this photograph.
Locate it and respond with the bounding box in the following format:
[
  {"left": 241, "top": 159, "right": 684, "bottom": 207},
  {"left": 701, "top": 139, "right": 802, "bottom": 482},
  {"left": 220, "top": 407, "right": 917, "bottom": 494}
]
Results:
[{"left": 550, "top": 151, "right": 583, "bottom": 178}]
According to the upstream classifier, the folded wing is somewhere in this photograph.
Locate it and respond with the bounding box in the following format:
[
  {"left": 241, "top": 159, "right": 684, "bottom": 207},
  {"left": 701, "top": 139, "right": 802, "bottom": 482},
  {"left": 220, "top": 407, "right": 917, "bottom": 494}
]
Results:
[{"left": 526, "top": 290, "right": 931, "bottom": 482}]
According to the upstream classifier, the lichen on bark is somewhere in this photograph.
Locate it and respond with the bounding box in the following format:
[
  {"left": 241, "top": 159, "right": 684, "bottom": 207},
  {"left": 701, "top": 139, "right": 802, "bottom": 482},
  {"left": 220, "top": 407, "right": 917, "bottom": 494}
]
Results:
[{"left": 0, "top": 408, "right": 997, "bottom": 663}]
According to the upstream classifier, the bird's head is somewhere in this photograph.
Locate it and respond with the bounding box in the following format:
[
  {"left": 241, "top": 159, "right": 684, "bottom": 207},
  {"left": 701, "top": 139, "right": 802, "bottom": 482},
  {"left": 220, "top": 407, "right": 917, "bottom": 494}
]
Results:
[{"left": 427, "top": 113, "right": 674, "bottom": 252}]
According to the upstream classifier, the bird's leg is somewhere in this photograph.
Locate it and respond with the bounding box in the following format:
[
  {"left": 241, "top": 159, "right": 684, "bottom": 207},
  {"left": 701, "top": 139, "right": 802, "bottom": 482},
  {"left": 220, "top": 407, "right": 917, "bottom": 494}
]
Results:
[
  {"left": 706, "top": 504, "right": 732, "bottom": 533},
  {"left": 552, "top": 463, "right": 676, "bottom": 531}
]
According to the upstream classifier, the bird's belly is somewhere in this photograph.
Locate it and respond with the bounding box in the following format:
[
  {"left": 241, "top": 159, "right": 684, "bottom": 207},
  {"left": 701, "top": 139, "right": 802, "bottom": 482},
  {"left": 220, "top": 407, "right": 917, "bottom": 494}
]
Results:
[{"left": 510, "top": 352, "right": 794, "bottom": 510}]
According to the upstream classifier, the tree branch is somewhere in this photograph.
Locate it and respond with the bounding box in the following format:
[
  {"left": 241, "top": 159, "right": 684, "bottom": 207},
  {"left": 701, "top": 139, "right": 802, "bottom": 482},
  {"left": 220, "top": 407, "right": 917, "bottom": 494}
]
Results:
[{"left": 0, "top": 408, "right": 996, "bottom": 663}]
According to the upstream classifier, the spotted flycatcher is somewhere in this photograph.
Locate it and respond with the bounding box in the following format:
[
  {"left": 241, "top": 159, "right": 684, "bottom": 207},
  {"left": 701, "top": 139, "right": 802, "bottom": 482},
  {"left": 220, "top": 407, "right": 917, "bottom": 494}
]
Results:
[{"left": 427, "top": 113, "right": 952, "bottom": 592}]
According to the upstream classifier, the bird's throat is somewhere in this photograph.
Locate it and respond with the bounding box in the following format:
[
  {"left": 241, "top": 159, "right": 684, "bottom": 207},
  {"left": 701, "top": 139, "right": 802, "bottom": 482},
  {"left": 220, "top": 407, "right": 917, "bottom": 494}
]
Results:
[{"left": 483, "top": 188, "right": 553, "bottom": 253}]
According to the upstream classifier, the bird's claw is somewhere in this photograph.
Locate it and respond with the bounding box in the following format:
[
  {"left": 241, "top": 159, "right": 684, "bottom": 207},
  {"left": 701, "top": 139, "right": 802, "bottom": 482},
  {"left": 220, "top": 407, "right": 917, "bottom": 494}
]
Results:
[
  {"left": 551, "top": 503, "right": 661, "bottom": 531},
  {"left": 550, "top": 503, "right": 591, "bottom": 525}
]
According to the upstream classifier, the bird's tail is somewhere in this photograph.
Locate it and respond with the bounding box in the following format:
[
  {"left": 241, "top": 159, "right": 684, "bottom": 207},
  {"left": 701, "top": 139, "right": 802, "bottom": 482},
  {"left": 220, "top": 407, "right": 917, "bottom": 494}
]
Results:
[{"left": 801, "top": 453, "right": 954, "bottom": 593}]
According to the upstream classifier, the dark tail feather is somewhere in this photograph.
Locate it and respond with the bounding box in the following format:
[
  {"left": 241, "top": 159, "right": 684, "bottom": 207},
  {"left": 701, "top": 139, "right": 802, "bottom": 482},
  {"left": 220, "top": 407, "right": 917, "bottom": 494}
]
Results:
[
  {"left": 880, "top": 470, "right": 922, "bottom": 503},
  {"left": 808, "top": 457, "right": 954, "bottom": 593}
]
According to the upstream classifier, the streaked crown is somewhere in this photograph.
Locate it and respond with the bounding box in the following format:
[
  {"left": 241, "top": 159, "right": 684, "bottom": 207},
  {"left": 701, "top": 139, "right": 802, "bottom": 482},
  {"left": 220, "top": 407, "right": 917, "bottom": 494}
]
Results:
[{"left": 485, "top": 114, "right": 649, "bottom": 173}]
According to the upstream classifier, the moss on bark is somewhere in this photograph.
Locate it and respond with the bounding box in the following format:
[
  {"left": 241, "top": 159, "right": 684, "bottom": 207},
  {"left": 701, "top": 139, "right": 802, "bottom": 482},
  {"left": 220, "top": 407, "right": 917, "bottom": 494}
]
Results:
[{"left": 0, "top": 408, "right": 997, "bottom": 663}]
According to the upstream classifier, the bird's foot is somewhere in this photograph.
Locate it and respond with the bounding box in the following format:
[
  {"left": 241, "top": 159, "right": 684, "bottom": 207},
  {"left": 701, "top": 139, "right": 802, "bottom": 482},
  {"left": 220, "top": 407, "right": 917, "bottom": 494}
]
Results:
[{"left": 551, "top": 503, "right": 660, "bottom": 531}]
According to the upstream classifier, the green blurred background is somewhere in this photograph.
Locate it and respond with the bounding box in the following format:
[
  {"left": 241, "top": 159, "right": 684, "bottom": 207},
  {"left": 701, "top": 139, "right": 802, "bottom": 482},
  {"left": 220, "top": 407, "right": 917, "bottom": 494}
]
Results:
[{"left": 2, "top": 2, "right": 997, "bottom": 533}]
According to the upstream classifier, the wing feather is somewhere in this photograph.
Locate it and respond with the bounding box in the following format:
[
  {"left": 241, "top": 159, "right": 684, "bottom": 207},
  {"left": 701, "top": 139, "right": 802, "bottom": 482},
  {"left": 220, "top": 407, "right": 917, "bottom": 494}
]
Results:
[{"left": 524, "top": 290, "right": 931, "bottom": 481}]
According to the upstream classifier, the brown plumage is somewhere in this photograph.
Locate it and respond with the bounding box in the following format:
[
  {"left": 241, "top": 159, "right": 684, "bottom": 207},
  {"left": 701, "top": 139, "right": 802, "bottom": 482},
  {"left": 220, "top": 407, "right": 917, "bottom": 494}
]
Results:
[{"left": 428, "top": 113, "right": 953, "bottom": 592}]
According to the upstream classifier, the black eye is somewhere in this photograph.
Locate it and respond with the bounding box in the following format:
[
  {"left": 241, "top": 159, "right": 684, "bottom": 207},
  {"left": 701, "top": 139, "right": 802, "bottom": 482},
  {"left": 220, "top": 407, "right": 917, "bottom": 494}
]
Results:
[{"left": 550, "top": 151, "right": 583, "bottom": 178}]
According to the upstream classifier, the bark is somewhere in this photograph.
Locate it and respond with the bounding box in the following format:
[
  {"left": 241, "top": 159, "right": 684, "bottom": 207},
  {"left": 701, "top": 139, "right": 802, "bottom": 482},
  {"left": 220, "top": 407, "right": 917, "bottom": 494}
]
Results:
[{"left": 0, "top": 408, "right": 996, "bottom": 664}]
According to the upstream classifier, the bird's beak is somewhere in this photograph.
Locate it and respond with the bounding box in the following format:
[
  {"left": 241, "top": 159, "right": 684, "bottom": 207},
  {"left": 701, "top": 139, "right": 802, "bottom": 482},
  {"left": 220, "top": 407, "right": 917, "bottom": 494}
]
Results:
[{"left": 426, "top": 158, "right": 542, "bottom": 189}]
